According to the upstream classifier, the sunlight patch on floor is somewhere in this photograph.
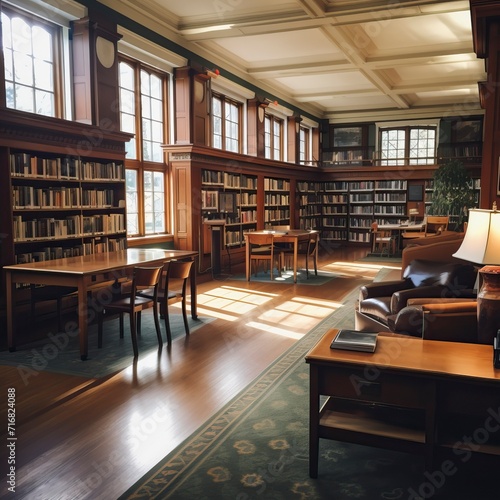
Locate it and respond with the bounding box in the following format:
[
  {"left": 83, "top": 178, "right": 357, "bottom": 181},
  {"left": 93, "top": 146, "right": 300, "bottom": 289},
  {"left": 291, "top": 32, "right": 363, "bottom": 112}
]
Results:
[
  {"left": 323, "top": 261, "right": 400, "bottom": 279},
  {"left": 193, "top": 286, "right": 277, "bottom": 320},
  {"left": 245, "top": 321, "right": 304, "bottom": 340}
]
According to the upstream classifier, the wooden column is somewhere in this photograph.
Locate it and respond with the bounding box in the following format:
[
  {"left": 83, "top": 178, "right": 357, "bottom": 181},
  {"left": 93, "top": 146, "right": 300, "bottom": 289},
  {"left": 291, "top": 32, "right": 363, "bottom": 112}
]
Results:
[
  {"left": 174, "top": 66, "right": 211, "bottom": 146},
  {"left": 287, "top": 115, "right": 302, "bottom": 163},
  {"left": 247, "top": 98, "right": 266, "bottom": 157},
  {"left": 470, "top": 0, "right": 500, "bottom": 209},
  {"left": 71, "top": 15, "right": 121, "bottom": 130}
]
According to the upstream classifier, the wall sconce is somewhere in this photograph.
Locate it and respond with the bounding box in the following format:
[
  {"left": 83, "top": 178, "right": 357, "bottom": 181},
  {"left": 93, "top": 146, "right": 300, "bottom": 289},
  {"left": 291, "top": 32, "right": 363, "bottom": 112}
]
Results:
[
  {"left": 258, "top": 97, "right": 278, "bottom": 108},
  {"left": 206, "top": 68, "right": 220, "bottom": 79}
]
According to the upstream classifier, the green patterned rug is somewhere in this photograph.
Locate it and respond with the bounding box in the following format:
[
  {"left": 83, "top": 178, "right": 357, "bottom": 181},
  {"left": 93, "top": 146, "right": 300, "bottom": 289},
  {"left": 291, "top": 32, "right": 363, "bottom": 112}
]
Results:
[
  {"left": 119, "top": 275, "right": 496, "bottom": 500},
  {"left": 0, "top": 313, "right": 213, "bottom": 379}
]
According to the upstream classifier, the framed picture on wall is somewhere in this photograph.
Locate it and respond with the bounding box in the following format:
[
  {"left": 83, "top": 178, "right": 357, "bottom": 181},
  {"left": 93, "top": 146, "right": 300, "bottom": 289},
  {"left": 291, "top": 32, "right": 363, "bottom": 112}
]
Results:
[
  {"left": 408, "top": 184, "right": 424, "bottom": 202},
  {"left": 333, "top": 127, "right": 363, "bottom": 147},
  {"left": 454, "top": 120, "right": 482, "bottom": 143}
]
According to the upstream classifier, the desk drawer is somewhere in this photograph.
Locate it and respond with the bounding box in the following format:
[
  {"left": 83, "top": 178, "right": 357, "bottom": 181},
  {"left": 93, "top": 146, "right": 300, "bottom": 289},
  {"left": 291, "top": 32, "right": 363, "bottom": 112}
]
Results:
[{"left": 317, "top": 365, "right": 430, "bottom": 408}]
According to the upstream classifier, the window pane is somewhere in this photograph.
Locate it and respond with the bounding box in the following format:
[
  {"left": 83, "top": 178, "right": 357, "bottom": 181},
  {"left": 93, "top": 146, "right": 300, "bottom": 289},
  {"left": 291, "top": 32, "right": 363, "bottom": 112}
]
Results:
[
  {"left": 35, "top": 89, "right": 54, "bottom": 116},
  {"left": 126, "top": 169, "right": 139, "bottom": 235},
  {"left": 15, "top": 84, "right": 35, "bottom": 113},
  {"left": 4, "top": 11, "right": 56, "bottom": 117}
]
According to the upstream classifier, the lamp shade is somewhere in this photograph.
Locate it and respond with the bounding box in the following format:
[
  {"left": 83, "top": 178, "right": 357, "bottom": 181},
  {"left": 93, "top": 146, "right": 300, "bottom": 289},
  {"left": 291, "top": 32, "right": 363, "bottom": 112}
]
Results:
[{"left": 452, "top": 209, "right": 500, "bottom": 265}]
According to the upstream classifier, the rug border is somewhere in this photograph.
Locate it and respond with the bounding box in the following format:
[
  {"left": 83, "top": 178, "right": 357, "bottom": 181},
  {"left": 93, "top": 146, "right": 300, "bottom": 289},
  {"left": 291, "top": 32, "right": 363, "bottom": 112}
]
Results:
[{"left": 119, "top": 283, "right": 363, "bottom": 499}]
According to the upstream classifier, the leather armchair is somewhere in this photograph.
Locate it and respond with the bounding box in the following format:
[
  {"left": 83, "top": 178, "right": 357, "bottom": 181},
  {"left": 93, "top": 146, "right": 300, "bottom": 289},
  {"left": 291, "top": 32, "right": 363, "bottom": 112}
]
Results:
[{"left": 355, "top": 259, "right": 477, "bottom": 340}]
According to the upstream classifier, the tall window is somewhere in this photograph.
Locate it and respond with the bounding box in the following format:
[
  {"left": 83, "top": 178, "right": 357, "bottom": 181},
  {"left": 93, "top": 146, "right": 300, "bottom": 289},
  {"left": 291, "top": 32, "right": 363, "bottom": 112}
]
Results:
[
  {"left": 299, "top": 127, "right": 310, "bottom": 164},
  {"left": 119, "top": 58, "right": 168, "bottom": 236},
  {"left": 264, "top": 115, "right": 283, "bottom": 160},
  {"left": 212, "top": 93, "right": 241, "bottom": 152},
  {"left": 380, "top": 126, "right": 436, "bottom": 165},
  {"left": 1, "top": 7, "right": 60, "bottom": 116}
]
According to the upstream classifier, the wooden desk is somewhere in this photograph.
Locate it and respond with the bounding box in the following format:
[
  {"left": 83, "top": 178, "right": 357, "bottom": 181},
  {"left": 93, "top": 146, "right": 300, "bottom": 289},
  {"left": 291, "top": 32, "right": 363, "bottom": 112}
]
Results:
[
  {"left": 378, "top": 223, "right": 424, "bottom": 250},
  {"left": 4, "top": 248, "right": 198, "bottom": 360},
  {"left": 244, "top": 230, "right": 317, "bottom": 283},
  {"left": 305, "top": 330, "right": 500, "bottom": 478}
]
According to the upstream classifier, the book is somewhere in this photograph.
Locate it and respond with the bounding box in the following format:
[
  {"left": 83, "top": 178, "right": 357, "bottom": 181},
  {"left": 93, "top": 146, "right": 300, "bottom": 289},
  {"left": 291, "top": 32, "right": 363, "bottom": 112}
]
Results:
[{"left": 330, "top": 329, "right": 378, "bottom": 353}]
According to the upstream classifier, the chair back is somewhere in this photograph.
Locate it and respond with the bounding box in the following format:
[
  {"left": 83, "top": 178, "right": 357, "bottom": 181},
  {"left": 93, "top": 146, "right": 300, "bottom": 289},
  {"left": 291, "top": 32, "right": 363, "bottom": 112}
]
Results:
[
  {"left": 307, "top": 231, "right": 319, "bottom": 256},
  {"left": 247, "top": 232, "right": 274, "bottom": 248},
  {"left": 132, "top": 266, "right": 162, "bottom": 301},
  {"left": 426, "top": 216, "right": 449, "bottom": 235},
  {"left": 166, "top": 260, "right": 193, "bottom": 281}
]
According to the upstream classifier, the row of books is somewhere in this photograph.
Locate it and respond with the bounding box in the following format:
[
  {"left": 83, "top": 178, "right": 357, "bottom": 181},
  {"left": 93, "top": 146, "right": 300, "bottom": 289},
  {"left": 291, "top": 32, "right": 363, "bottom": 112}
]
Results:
[
  {"left": 15, "top": 237, "right": 127, "bottom": 264},
  {"left": 10, "top": 153, "right": 124, "bottom": 181},
  {"left": 13, "top": 214, "right": 125, "bottom": 241},
  {"left": 374, "top": 193, "right": 406, "bottom": 202},
  {"left": 264, "top": 178, "right": 290, "bottom": 191},
  {"left": 12, "top": 186, "right": 117, "bottom": 209},
  {"left": 265, "top": 194, "right": 289, "bottom": 206}
]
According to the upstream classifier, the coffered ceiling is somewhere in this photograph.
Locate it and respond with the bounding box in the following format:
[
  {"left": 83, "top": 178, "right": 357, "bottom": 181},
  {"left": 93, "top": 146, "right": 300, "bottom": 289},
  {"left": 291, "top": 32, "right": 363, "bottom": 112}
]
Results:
[{"left": 105, "top": 0, "right": 486, "bottom": 123}]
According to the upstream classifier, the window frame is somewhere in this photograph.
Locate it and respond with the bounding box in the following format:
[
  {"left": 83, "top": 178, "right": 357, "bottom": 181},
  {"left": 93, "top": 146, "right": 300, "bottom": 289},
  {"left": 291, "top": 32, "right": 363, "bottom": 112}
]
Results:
[
  {"left": 1, "top": 4, "right": 64, "bottom": 117},
  {"left": 211, "top": 91, "right": 242, "bottom": 153},
  {"left": 264, "top": 113, "right": 284, "bottom": 161},
  {"left": 378, "top": 124, "right": 437, "bottom": 166},
  {"left": 118, "top": 55, "right": 169, "bottom": 238},
  {"left": 299, "top": 126, "right": 310, "bottom": 165}
]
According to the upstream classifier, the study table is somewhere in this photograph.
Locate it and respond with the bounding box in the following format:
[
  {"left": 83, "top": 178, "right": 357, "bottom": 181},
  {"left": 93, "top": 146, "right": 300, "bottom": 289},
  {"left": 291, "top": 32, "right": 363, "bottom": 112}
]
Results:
[
  {"left": 243, "top": 229, "right": 318, "bottom": 283},
  {"left": 377, "top": 222, "right": 424, "bottom": 251},
  {"left": 5, "top": 248, "right": 198, "bottom": 360},
  {"left": 306, "top": 329, "right": 500, "bottom": 478}
]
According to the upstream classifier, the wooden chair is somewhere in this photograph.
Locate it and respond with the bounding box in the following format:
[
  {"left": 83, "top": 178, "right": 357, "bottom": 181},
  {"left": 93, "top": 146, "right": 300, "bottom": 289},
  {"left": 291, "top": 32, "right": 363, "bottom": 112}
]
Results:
[
  {"left": 371, "top": 222, "right": 396, "bottom": 256},
  {"left": 401, "top": 216, "right": 427, "bottom": 246},
  {"left": 139, "top": 260, "right": 194, "bottom": 344},
  {"left": 281, "top": 231, "right": 319, "bottom": 278},
  {"left": 425, "top": 216, "right": 449, "bottom": 235},
  {"left": 246, "top": 233, "right": 281, "bottom": 280},
  {"left": 97, "top": 266, "right": 163, "bottom": 357}
]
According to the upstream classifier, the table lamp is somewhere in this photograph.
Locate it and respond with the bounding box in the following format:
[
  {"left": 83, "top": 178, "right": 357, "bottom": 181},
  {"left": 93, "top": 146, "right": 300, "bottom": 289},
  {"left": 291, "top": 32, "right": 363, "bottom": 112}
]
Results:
[{"left": 452, "top": 205, "right": 500, "bottom": 344}]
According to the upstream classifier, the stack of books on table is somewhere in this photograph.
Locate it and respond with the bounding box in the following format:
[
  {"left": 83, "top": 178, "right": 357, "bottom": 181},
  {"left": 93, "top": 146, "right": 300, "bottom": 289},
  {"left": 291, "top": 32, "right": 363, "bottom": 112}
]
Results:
[{"left": 330, "top": 329, "right": 378, "bottom": 353}]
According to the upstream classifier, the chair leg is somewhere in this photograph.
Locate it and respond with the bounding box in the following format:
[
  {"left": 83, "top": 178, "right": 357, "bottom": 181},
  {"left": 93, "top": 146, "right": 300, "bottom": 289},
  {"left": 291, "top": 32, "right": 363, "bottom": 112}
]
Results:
[
  {"left": 119, "top": 313, "right": 124, "bottom": 338},
  {"left": 129, "top": 312, "right": 138, "bottom": 357},
  {"left": 181, "top": 299, "right": 189, "bottom": 336},
  {"left": 164, "top": 305, "right": 172, "bottom": 344},
  {"left": 137, "top": 311, "right": 141, "bottom": 336},
  {"left": 153, "top": 302, "right": 162, "bottom": 346}
]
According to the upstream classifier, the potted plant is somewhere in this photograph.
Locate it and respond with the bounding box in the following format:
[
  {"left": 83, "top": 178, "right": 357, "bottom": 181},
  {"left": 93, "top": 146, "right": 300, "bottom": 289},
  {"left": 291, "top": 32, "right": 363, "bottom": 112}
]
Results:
[{"left": 427, "top": 159, "right": 477, "bottom": 230}]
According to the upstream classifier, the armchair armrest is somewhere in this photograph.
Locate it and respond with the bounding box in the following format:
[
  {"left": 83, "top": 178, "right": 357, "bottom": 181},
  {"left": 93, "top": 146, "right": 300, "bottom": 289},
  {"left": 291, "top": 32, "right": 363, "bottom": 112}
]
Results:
[
  {"left": 388, "top": 300, "right": 478, "bottom": 343},
  {"left": 391, "top": 285, "right": 448, "bottom": 314},
  {"left": 359, "top": 279, "right": 412, "bottom": 301},
  {"left": 421, "top": 302, "right": 477, "bottom": 343}
]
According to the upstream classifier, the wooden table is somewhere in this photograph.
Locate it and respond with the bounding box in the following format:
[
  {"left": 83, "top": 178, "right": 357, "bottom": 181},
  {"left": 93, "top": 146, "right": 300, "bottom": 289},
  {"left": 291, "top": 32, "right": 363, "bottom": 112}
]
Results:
[
  {"left": 4, "top": 248, "right": 198, "bottom": 360},
  {"left": 378, "top": 223, "right": 424, "bottom": 250},
  {"left": 305, "top": 329, "right": 500, "bottom": 478},
  {"left": 244, "top": 229, "right": 317, "bottom": 283}
]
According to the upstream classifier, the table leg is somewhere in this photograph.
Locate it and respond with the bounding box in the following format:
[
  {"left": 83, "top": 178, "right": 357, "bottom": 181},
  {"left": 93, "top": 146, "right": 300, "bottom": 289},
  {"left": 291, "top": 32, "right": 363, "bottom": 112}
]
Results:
[
  {"left": 190, "top": 258, "right": 198, "bottom": 319},
  {"left": 245, "top": 240, "right": 250, "bottom": 281},
  {"left": 77, "top": 281, "right": 88, "bottom": 361},
  {"left": 293, "top": 239, "right": 298, "bottom": 283},
  {"left": 6, "top": 271, "right": 16, "bottom": 352},
  {"left": 309, "top": 365, "right": 319, "bottom": 478}
]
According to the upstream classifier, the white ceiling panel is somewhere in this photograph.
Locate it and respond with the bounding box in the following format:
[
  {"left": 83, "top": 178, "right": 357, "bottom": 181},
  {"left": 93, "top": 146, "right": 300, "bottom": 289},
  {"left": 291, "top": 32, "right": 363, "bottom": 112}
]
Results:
[{"left": 107, "top": 0, "right": 486, "bottom": 123}]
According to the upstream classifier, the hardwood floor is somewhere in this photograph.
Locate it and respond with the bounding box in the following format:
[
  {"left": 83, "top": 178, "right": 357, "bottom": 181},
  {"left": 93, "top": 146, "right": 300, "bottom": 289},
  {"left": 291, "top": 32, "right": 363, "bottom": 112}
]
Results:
[{"left": 0, "top": 247, "right": 400, "bottom": 499}]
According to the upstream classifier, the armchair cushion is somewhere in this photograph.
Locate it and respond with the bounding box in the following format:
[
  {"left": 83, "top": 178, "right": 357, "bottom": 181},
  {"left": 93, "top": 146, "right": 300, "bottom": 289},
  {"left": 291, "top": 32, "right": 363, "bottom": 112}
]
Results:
[
  {"left": 387, "top": 301, "right": 478, "bottom": 343},
  {"left": 403, "top": 259, "right": 476, "bottom": 289}
]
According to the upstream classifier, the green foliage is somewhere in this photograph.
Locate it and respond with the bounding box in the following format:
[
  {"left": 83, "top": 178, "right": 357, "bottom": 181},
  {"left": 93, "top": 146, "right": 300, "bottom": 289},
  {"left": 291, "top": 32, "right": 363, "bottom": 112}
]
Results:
[{"left": 428, "top": 159, "right": 476, "bottom": 227}]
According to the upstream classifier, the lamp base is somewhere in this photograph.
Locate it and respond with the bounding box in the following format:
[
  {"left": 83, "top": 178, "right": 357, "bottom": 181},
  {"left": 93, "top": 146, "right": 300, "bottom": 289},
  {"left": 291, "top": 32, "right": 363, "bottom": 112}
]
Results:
[{"left": 477, "top": 266, "right": 500, "bottom": 345}]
